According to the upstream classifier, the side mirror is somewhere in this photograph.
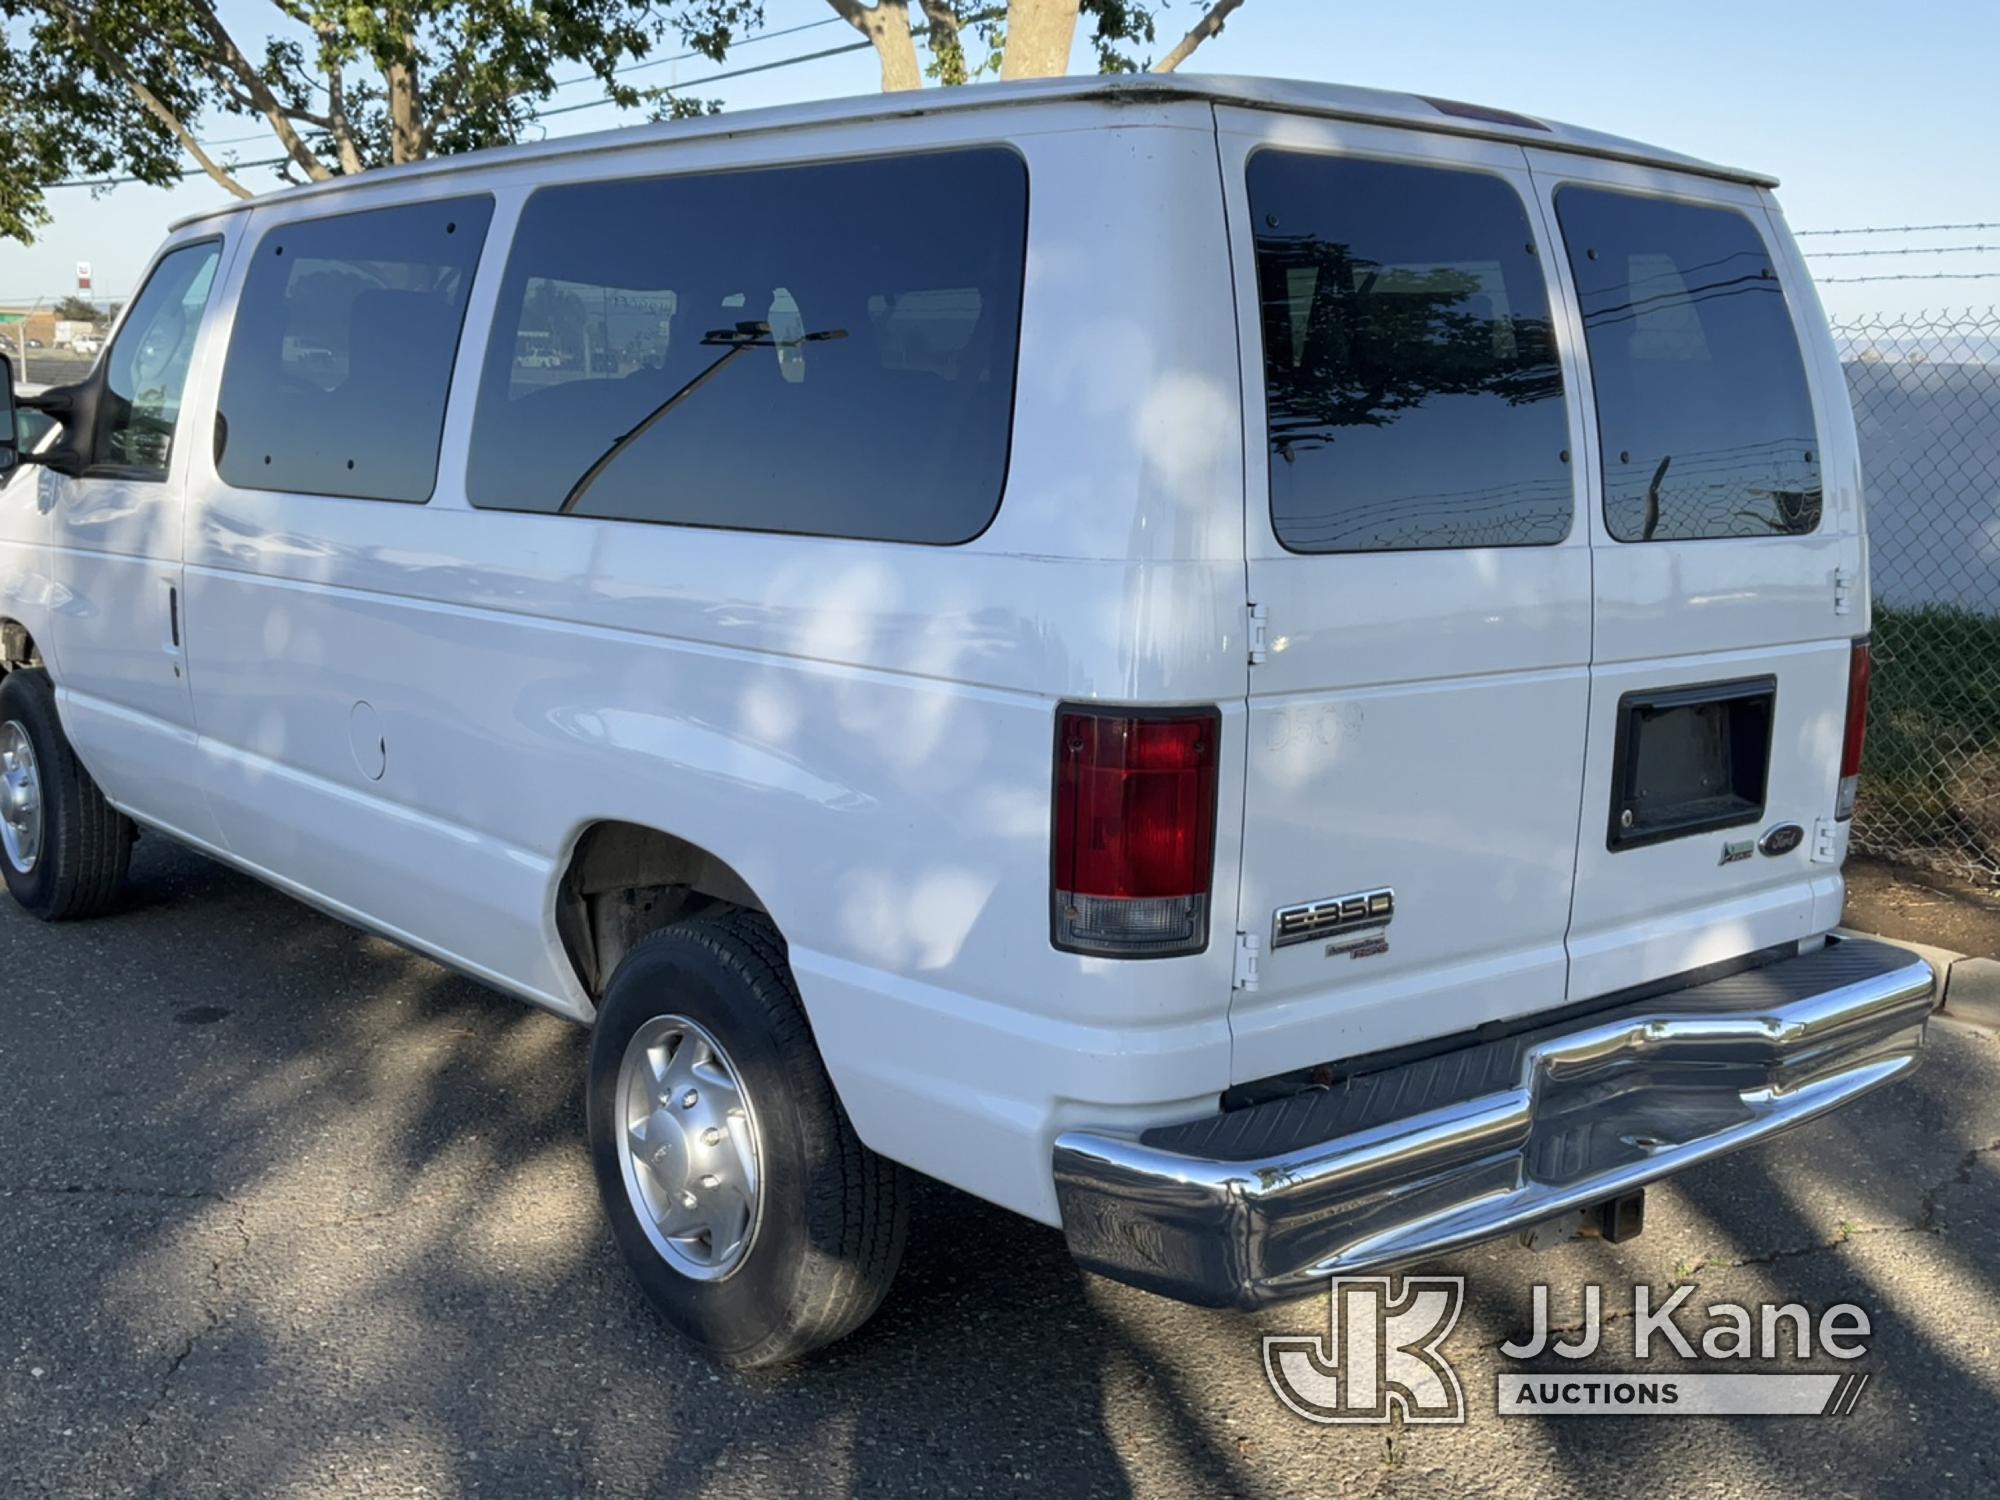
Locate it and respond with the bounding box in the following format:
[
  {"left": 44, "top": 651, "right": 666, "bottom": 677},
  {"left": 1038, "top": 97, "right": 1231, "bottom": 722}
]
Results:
[{"left": 0, "top": 352, "right": 17, "bottom": 476}]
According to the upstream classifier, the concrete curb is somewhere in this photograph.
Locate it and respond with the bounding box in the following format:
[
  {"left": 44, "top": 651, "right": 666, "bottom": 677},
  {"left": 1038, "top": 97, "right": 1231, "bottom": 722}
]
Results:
[
  {"left": 1837, "top": 927, "right": 1998, "bottom": 1031},
  {"left": 1943, "top": 957, "right": 2000, "bottom": 1031}
]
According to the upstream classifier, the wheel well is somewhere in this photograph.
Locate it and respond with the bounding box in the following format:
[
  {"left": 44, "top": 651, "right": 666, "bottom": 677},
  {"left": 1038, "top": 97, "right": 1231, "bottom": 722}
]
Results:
[
  {"left": 557, "top": 821, "right": 770, "bottom": 999},
  {"left": 0, "top": 620, "right": 40, "bottom": 676}
]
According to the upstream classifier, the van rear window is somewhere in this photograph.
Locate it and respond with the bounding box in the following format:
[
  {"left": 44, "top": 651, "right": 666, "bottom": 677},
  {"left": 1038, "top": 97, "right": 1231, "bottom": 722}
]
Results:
[
  {"left": 1248, "top": 151, "right": 1572, "bottom": 553},
  {"left": 1554, "top": 188, "right": 1821, "bottom": 543},
  {"left": 466, "top": 148, "right": 1027, "bottom": 545}
]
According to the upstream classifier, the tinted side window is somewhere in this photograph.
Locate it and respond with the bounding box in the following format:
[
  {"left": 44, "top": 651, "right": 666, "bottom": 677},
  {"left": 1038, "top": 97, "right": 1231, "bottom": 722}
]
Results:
[
  {"left": 466, "top": 148, "right": 1027, "bottom": 544},
  {"left": 93, "top": 240, "right": 221, "bottom": 476},
  {"left": 1248, "top": 151, "right": 1571, "bottom": 553},
  {"left": 217, "top": 197, "right": 493, "bottom": 502},
  {"left": 1555, "top": 188, "right": 1821, "bottom": 542}
]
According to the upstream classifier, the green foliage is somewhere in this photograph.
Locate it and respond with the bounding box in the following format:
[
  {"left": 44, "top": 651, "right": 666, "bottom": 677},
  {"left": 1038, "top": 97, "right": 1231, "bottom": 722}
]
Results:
[
  {"left": 917, "top": 1, "right": 1175, "bottom": 85},
  {"left": 52, "top": 295, "right": 104, "bottom": 322},
  {"left": 0, "top": 0, "right": 764, "bottom": 244},
  {"left": 0, "top": 1, "right": 1237, "bottom": 248}
]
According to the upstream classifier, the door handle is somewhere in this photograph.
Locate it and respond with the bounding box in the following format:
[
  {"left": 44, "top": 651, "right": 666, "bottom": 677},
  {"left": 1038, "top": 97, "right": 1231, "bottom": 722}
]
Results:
[{"left": 164, "top": 577, "right": 181, "bottom": 653}]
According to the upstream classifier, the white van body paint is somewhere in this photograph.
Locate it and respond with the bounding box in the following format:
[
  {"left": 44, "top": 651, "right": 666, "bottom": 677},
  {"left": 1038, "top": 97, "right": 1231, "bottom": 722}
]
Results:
[{"left": 0, "top": 76, "right": 1868, "bottom": 1233}]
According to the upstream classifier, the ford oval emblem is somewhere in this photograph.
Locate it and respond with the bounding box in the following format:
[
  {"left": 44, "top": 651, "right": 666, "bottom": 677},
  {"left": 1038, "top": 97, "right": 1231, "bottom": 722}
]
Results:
[{"left": 1759, "top": 822, "right": 1805, "bottom": 857}]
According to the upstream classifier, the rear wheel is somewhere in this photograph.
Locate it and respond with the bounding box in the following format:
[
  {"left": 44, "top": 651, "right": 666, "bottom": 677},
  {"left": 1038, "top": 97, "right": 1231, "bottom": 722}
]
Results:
[
  {"left": 0, "top": 668, "right": 132, "bottom": 921},
  {"left": 587, "top": 909, "right": 909, "bottom": 1367}
]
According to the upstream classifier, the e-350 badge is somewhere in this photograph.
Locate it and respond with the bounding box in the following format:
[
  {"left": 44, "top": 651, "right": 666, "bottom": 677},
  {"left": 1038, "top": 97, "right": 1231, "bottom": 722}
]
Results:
[{"left": 1274, "top": 887, "right": 1394, "bottom": 960}]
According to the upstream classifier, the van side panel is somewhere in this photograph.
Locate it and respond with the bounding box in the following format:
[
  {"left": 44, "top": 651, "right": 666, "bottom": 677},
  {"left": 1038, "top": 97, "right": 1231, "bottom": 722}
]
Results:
[{"left": 177, "top": 106, "right": 1249, "bottom": 1225}]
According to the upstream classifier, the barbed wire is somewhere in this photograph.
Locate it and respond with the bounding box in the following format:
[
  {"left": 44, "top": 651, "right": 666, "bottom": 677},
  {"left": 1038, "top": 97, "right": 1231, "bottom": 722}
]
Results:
[
  {"left": 1796, "top": 221, "right": 2000, "bottom": 237},
  {"left": 1817, "top": 271, "right": 2000, "bottom": 284},
  {"left": 1808, "top": 244, "right": 1999, "bottom": 259}
]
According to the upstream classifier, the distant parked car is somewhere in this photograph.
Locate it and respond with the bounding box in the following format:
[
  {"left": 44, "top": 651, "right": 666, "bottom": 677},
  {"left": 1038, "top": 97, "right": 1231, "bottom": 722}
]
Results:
[{"left": 25, "top": 339, "right": 43, "bottom": 350}]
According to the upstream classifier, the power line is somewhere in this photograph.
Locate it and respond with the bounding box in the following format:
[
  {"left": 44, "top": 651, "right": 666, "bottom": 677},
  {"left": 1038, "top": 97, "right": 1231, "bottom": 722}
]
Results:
[
  {"left": 46, "top": 34, "right": 870, "bottom": 190},
  {"left": 48, "top": 155, "right": 292, "bottom": 190},
  {"left": 1795, "top": 220, "right": 2000, "bottom": 237},
  {"left": 547, "top": 15, "right": 844, "bottom": 93},
  {"left": 189, "top": 15, "right": 847, "bottom": 150},
  {"left": 530, "top": 38, "right": 872, "bottom": 123}
]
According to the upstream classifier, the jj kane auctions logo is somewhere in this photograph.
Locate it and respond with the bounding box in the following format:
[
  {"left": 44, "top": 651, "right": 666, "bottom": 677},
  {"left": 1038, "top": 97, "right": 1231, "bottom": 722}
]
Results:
[{"left": 1266, "top": 1277, "right": 1875, "bottom": 1422}]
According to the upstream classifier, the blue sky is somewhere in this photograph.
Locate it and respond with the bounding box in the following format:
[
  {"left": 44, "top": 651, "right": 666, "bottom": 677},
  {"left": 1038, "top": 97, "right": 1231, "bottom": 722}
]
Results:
[{"left": 2, "top": 0, "right": 1995, "bottom": 316}]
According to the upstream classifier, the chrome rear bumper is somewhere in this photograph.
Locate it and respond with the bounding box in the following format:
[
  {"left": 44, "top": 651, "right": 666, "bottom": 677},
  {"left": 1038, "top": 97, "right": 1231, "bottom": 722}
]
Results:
[{"left": 1053, "top": 937, "right": 1934, "bottom": 1307}]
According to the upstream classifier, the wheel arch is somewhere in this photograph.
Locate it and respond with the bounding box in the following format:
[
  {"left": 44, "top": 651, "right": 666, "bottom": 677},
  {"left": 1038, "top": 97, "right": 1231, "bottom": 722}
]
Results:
[
  {"left": 555, "top": 819, "right": 774, "bottom": 1002},
  {"left": 0, "top": 618, "right": 42, "bottom": 677}
]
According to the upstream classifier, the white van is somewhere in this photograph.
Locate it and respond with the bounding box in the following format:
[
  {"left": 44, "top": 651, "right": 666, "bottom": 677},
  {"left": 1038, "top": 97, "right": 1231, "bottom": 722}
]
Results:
[{"left": 0, "top": 75, "right": 1935, "bottom": 1366}]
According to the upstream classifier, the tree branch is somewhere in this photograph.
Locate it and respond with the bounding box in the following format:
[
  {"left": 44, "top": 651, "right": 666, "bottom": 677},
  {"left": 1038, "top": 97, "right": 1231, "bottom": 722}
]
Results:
[
  {"left": 184, "top": 0, "right": 334, "bottom": 179},
  {"left": 1154, "top": 0, "right": 1245, "bottom": 72},
  {"left": 50, "top": 0, "right": 253, "bottom": 198},
  {"left": 918, "top": 0, "right": 965, "bottom": 84},
  {"left": 323, "top": 50, "right": 364, "bottom": 173},
  {"left": 259, "top": 1, "right": 367, "bottom": 171}
]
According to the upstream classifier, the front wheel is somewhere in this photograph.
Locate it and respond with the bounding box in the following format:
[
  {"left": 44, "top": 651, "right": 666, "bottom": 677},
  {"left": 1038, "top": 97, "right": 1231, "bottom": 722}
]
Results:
[
  {"left": 587, "top": 909, "right": 909, "bottom": 1367},
  {"left": 0, "top": 668, "right": 132, "bottom": 921}
]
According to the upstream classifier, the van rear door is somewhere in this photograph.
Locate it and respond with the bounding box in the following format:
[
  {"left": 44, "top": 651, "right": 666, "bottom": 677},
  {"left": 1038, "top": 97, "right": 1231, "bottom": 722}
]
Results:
[
  {"left": 1214, "top": 110, "right": 1597, "bottom": 1082},
  {"left": 1523, "top": 154, "right": 1861, "bottom": 1000}
]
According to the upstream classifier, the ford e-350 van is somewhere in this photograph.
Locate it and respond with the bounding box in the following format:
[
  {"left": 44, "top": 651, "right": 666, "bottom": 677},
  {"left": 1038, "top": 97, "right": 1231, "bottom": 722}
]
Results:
[{"left": 0, "top": 74, "right": 1934, "bottom": 1365}]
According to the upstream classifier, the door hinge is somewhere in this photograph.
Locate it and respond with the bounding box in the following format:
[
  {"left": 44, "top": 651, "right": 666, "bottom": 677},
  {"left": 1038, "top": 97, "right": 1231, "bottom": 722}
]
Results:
[
  {"left": 1812, "top": 816, "right": 1840, "bottom": 864},
  {"left": 1232, "top": 931, "right": 1262, "bottom": 992},
  {"left": 1833, "top": 566, "right": 1853, "bottom": 617},
  {"left": 1248, "top": 602, "right": 1270, "bottom": 666}
]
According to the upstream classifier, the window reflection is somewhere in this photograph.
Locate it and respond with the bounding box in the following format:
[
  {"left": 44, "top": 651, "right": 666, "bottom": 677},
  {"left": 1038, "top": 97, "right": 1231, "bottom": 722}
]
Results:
[
  {"left": 95, "top": 242, "right": 220, "bottom": 476},
  {"left": 1556, "top": 188, "right": 1821, "bottom": 543},
  {"left": 467, "top": 149, "right": 1027, "bottom": 546},
  {"left": 1250, "top": 152, "right": 1571, "bottom": 553}
]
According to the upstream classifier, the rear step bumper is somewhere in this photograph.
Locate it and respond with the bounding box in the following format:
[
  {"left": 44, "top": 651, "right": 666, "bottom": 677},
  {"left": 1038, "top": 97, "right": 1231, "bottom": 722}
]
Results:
[{"left": 1052, "top": 936, "right": 1935, "bottom": 1308}]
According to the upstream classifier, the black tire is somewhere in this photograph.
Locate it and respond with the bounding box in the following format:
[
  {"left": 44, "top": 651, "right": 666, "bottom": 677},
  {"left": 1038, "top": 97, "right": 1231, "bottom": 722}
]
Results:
[
  {"left": 0, "top": 668, "right": 132, "bottom": 921},
  {"left": 587, "top": 909, "right": 909, "bottom": 1367}
]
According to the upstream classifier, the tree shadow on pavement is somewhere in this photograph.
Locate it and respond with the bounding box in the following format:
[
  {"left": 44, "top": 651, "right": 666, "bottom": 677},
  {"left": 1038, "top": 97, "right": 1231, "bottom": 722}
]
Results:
[{"left": 2, "top": 835, "right": 1996, "bottom": 1498}]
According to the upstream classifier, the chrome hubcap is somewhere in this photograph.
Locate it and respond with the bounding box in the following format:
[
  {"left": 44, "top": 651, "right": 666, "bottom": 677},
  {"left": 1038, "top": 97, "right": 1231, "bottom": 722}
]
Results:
[
  {"left": 0, "top": 721, "right": 40, "bottom": 876},
  {"left": 614, "top": 1014, "right": 763, "bottom": 1280}
]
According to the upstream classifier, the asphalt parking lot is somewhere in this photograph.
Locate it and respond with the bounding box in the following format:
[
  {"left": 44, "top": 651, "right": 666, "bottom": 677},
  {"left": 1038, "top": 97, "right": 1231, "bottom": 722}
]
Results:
[{"left": 2, "top": 835, "right": 1996, "bottom": 1498}]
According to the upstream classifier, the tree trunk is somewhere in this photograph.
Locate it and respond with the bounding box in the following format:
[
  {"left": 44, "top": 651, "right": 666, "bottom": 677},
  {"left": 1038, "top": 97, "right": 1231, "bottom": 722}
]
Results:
[
  {"left": 386, "top": 57, "right": 425, "bottom": 163},
  {"left": 999, "top": 0, "right": 1079, "bottom": 80},
  {"left": 829, "top": 2, "right": 925, "bottom": 92}
]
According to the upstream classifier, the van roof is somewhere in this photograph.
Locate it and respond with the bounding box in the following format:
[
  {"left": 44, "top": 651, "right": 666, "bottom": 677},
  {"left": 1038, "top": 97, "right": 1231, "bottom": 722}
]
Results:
[{"left": 169, "top": 71, "right": 1774, "bottom": 233}]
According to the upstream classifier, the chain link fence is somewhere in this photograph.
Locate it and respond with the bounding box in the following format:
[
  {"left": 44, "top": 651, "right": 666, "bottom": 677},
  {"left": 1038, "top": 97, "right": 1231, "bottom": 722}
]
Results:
[{"left": 1837, "top": 307, "right": 2000, "bottom": 884}]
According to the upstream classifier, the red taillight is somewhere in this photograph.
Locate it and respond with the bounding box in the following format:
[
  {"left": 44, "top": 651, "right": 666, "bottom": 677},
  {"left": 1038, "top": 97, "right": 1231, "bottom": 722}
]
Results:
[
  {"left": 1836, "top": 637, "right": 1871, "bottom": 821},
  {"left": 1053, "top": 706, "right": 1219, "bottom": 956}
]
